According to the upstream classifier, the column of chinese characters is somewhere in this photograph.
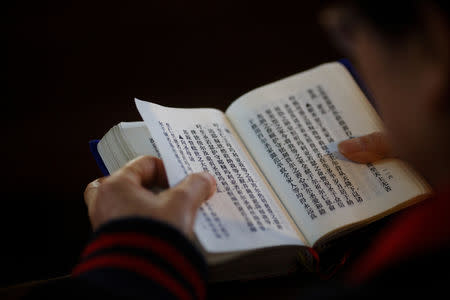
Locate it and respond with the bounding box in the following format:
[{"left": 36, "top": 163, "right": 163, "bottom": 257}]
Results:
[
  {"left": 317, "top": 85, "right": 393, "bottom": 197},
  {"left": 179, "top": 129, "right": 229, "bottom": 238},
  {"left": 304, "top": 97, "right": 363, "bottom": 203},
  {"left": 165, "top": 122, "right": 193, "bottom": 173},
  {"left": 149, "top": 137, "right": 162, "bottom": 158},
  {"left": 269, "top": 106, "right": 329, "bottom": 215},
  {"left": 284, "top": 100, "right": 347, "bottom": 208},
  {"left": 251, "top": 114, "right": 318, "bottom": 220},
  {"left": 317, "top": 86, "right": 391, "bottom": 193},
  {"left": 158, "top": 121, "right": 188, "bottom": 176},
  {"left": 289, "top": 97, "right": 361, "bottom": 205},
  {"left": 195, "top": 125, "right": 259, "bottom": 232},
  {"left": 317, "top": 85, "right": 353, "bottom": 138},
  {"left": 275, "top": 104, "right": 339, "bottom": 211},
  {"left": 169, "top": 127, "right": 229, "bottom": 238},
  {"left": 367, "top": 163, "right": 392, "bottom": 192},
  {"left": 213, "top": 124, "right": 284, "bottom": 230},
  {"left": 180, "top": 130, "right": 196, "bottom": 163},
  {"left": 207, "top": 127, "right": 266, "bottom": 231}
]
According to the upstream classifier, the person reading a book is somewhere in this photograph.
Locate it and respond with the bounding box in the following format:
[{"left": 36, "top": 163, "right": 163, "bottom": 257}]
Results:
[{"left": 21, "top": 0, "right": 449, "bottom": 299}]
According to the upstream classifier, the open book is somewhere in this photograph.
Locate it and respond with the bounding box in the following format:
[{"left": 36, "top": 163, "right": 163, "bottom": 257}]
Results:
[{"left": 92, "top": 61, "right": 432, "bottom": 281}]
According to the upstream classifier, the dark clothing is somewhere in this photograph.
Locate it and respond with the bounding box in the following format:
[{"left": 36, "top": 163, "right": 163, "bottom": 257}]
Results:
[
  {"left": 25, "top": 218, "right": 207, "bottom": 300},
  {"left": 347, "top": 182, "right": 450, "bottom": 283},
  {"left": 22, "top": 184, "right": 450, "bottom": 299}
]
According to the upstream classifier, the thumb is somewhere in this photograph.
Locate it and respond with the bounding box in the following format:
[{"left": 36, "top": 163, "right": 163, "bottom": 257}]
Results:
[
  {"left": 338, "top": 132, "right": 391, "bottom": 163},
  {"left": 159, "top": 172, "right": 216, "bottom": 233}
]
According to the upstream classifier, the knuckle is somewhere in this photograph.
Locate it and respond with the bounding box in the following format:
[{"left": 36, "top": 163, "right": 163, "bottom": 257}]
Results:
[
  {"left": 83, "top": 183, "right": 93, "bottom": 198},
  {"left": 111, "top": 170, "right": 134, "bottom": 186},
  {"left": 95, "top": 179, "right": 114, "bottom": 198},
  {"left": 187, "top": 202, "right": 201, "bottom": 214},
  {"left": 85, "top": 179, "right": 98, "bottom": 191},
  {"left": 90, "top": 184, "right": 113, "bottom": 218},
  {"left": 125, "top": 155, "right": 145, "bottom": 166},
  {"left": 120, "top": 164, "right": 138, "bottom": 179}
]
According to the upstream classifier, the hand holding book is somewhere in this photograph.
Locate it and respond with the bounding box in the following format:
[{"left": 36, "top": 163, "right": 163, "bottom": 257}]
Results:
[{"left": 84, "top": 156, "right": 216, "bottom": 237}]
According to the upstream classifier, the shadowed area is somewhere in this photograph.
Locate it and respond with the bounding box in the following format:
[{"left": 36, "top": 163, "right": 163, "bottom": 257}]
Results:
[{"left": 4, "top": 1, "right": 339, "bottom": 295}]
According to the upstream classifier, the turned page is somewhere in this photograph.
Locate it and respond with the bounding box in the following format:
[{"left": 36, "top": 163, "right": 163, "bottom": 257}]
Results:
[
  {"left": 226, "top": 62, "right": 431, "bottom": 246},
  {"left": 135, "top": 100, "right": 307, "bottom": 252}
]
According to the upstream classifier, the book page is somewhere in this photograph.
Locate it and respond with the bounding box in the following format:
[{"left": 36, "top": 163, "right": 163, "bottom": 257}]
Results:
[
  {"left": 135, "top": 99, "right": 306, "bottom": 252},
  {"left": 226, "top": 62, "right": 431, "bottom": 246},
  {"left": 119, "top": 122, "right": 162, "bottom": 159},
  {"left": 98, "top": 122, "right": 161, "bottom": 174}
]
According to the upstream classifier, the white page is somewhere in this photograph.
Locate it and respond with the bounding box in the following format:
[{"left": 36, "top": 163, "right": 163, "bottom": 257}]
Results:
[
  {"left": 135, "top": 99, "right": 305, "bottom": 252},
  {"left": 119, "top": 122, "right": 161, "bottom": 159},
  {"left": 98, "top": 122, "right": 161, "bottom": 174},
  {"left": 226, "top": 62, "right": 430, "bottom": 245}
]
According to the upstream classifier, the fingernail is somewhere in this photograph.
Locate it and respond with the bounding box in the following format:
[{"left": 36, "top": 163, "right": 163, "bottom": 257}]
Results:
[{"left": 338, "top": 138, "right": 364, "bottom": 155}]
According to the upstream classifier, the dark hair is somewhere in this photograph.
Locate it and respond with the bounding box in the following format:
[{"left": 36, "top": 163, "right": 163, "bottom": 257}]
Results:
[{"left": 330, "top": 0, "right": 449, "bottom": 38}]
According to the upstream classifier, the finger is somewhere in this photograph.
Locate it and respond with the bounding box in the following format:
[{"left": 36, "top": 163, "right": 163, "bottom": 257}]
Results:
[
  {"left": 117, "top": 155, "right": 169, "bottom": 188},
  {"left": 159, "top": 172, "right": 216, "bottom": 214},
  {"left": 84, "top": 177, "right": 107, "bottom": 207},
  {"left": 338, "top": 132, "right": 391, "bottom": 163}
]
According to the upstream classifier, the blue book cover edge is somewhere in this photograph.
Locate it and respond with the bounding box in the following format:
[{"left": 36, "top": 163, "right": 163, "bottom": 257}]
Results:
[
  {"left": 89, "top": 140, "right": 110, "bottom": 176},
  {"left": 338, "top": 58, "right": 376, "bottom": 108}
]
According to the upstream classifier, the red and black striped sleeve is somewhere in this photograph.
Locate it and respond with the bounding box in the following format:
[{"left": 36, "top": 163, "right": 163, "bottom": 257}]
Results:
[{"left": 72, "top": 217, "right": 208, "bottom": 300}]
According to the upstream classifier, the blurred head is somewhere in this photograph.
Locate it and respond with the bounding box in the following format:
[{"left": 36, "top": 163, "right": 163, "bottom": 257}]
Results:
[{"left": 321, "top": 0, "right": 450, "bottom": 185}]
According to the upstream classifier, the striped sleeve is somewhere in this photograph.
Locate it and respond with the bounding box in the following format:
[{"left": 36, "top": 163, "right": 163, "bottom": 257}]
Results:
[{"left": 72, "top": 217, "right": 208, "bottom": 300}]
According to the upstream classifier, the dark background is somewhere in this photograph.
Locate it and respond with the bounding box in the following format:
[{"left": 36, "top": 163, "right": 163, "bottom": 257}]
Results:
[{"left": 4, "top": 0, "right": 340, "bottom": 293}]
